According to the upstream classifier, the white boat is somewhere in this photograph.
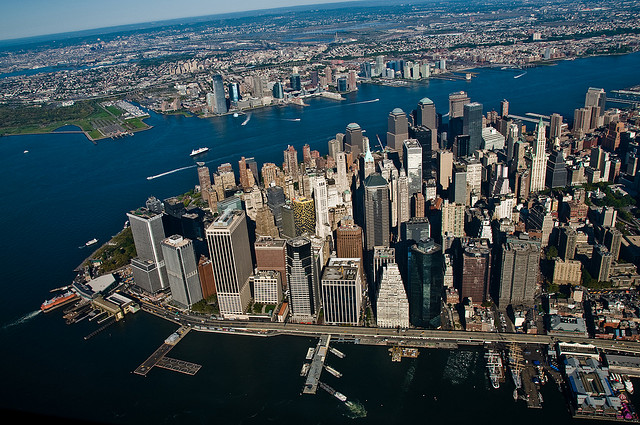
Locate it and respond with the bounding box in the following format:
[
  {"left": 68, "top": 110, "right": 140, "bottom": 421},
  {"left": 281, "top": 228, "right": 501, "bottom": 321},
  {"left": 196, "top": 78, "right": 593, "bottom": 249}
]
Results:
[
  {"left": 624, "top": 376, "right": 634, "bottom": 394},
  {"left": 85, "top": 238, "right": 98, "bottom": 247},
  {"left": 300, "top": 363, "right": 310, "bottom": 377},
  {"left": 334, "top": 391, "right": 347, "bottom": 402},
  {"left": 23, "top": 150, "right": 29, "bottom": 154},
  {"left": 233, "top": 113, "right": 239, "bottom": 118},
  {"left": 190, "top": 147, "right": 209, "bottom": 157}
]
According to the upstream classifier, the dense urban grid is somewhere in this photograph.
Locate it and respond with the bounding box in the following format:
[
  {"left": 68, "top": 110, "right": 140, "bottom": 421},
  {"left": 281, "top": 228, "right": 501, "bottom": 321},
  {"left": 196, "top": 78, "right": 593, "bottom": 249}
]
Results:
[{"left": 18, "top": 0, "right": 640, "bottom": 422}]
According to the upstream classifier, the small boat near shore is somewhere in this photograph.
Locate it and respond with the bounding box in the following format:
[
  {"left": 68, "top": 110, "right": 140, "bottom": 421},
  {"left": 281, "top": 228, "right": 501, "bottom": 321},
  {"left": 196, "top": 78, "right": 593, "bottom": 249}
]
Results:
[{"left": 190, "top": 147, "right": 209, "bottom": 157}]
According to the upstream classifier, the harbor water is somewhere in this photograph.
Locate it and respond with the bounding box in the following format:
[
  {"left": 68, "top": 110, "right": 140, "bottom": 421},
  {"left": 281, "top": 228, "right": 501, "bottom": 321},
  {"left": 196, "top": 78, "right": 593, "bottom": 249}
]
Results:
[{"left": 1, "top": 52, "right": 640, "bottom": 424}]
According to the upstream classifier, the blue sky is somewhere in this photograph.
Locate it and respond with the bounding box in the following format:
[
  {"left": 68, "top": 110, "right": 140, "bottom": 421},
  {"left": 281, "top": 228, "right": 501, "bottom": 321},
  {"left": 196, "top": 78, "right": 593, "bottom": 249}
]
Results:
[{"left": 0, "top": 0, "right": 355, "bottom": 41}]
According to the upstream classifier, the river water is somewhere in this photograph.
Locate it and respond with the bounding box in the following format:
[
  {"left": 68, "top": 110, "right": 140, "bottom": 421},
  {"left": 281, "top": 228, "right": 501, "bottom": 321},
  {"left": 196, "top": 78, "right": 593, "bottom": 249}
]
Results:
[{"left": 1, "top": 52, "right": 640, "bottom": 424}]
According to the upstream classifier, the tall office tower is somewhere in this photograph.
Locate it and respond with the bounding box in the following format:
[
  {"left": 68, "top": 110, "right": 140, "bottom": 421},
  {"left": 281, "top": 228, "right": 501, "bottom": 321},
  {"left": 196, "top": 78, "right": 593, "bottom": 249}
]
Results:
[
  {"left": 546, "top": 150, "right": 567, "bottom": 188},
  {"left": 376, "top": 263, "right": 410, "bottom": 328},
  {"left": 592, "top": 245, "right": 612, "bottom": 282},
  {"left": 506, "top": 123, "right": 519, "bottom": 162},
  {"left": 283, "top": 145, "right": 299, "bottom": 180},
  {"left": 146, "top": 196, "right": 163, "bottom": 214},
  {"left": 590, "top": 146, "right": 606, "bottom": 171},
  {"left": 335, "top": 151, "right": 350, "bottom": 195},
  {"left": 363, "top": 146, "right": 376, "bottom": 180},
  {"left": 321, "top": 258, "right": 362, "bottom": 325},
  {"left": 217, "top": 163, "right": 237, "bottom": 190},
  {"left": 251, "top": 270, "right": 282, "bottom": 305},
  {"left": 280, "top": 204, "right": 296, "bottom": 239},
  {"left": 292, "top": 197, "right": 316, "bottom": 236},
  {"left": 228, "top": 82, "right": 240, "bottom": 103},
  {"left": 416, "top": 98, "right": 438, "bottom": 149},
  {"left": 500, "top": 99, "right": 509, "bottom": 118},
  {"left": 549, "top": 113, "right": 563, "bottom": 141},
  {"left": 558, "top": 226, "right": 578, "bottom": 260},
  {"left": 412, "top": 193, "right": 425, "bottom": 218},
  {"left": 462, "top": 102, "right": 483, "bottom": 156},
  {"left": 460, "top": 241, "right": 492, "bottom": 305},
  {"left": 206, "top": 210, "right": 253, "bottom": 315},
  {"left": 602, "top": 121, "right": 625, "bottom": 152},
  {"left": 373, "top": 246, "right": 396, "bottom": 288},
  {"left": 255, "top": 205, "right": 279, "bottom": 238},
  {"left": 290, "top": 73, "right": 301, "bottom": 91},
  {"left": 404, "top": 139, "right": 423, "bottom": 195},
  {"left": 363, "top": 173, "right": 390, "bottom": 251},
  {"left": 347, "top": 70, "right": 358, "bottom": 91},
  {"left": 127, "top": 207, "right": 169, "bottom": 294},
  {"left": 198, "top": 163, "right": 212, "bottom": 202},
  {"left": 345, "top": 123, "right": 365, "bottom": 157},
  {"left": 404, "top": 217, "right": 431, "bottom": 242},
  {"left": 324, "top": 66, "right": 333, "bottom": 85},
  {"left": 261, "top": 163, "right": 279, "bottom": 188},
  {"left": 386, "top": 108, "right": 409, "bottom": 152},
  {"left": 397, "top": 169, "right": 410, "bottom": 226},
  {"left": 585, "top": 87, "right": 606, "bottom": 118},
  {"left": 328, "top": 138, "right": 341, "bottom": 160},
  {"left": 197, "top": 256, "right": 216, "bottom": 298},
  {"left": 450, "top": 164, "right": 467, "bottom": 205},
  {"left": 286, "top": 236, "right": 319, "bottom": 322},
  {"left": 463, "top": 157, "right": 482, "bottom": 198},
  {"left": 336, "top": 223, "right": 364, "bottom": 261},
  {"left": 498, "top": 234, "right": 540, "bottom": 307},
  {"left": 603, "top": 227, "right": 622, "bottom": 261},
  {"left": 437, "top": 149, "right": 453, "bottom": 191},
  {"left": 238, "top": 157, "right": 250, "bottom": 189},
  {"left": 441, "top": 200, "right": 465, "bottom": 239},
  {"left": 211, "top": 74, "right": 227, "bottom": 114},
  {"left": 161, "top": 235, "right": 202, "bottom": 308},
  {"left": 302, "top": 144, "right": 312, "bottom": 166},
  {"left": 272, "top": 81, "right": 284, "bottom": 99},
  {"left": 375, "top": 55, "right": 385, "bottom": 76},
  {"left": 449, "top": 91, "right": 470, "bottom": 119},
  {"left": 266, "top": 186, "right": 286, "bottom": 227},
  {"left": 255, "top": 237, "right": 287, "bottom": 288},
  {"left": 573, "top": 107, "right": 591, "bottom": 139},
  {"left": 425, "top": 179, "right": 437, "bottom": 201},
  {"left": 312, "top": 175, "right": 330, "bottom": 238},
  {"left": 408, "top": 238, "right": 444, "bottom": 328},
  {"left": 529, "top": 118, "right": 547, "bottom": 193},
  {"left": 252, "top": 73, "right": 266, "bottom": 97}
]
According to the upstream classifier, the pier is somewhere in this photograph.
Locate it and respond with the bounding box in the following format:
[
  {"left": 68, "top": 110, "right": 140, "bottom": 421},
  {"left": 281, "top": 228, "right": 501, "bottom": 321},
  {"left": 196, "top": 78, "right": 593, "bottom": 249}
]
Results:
[
  {"left": 303, "top": 335, "right": 331, "bottom": 394},
  {"left": 134, "top": 325, "right": 201, "bottom": 377}
]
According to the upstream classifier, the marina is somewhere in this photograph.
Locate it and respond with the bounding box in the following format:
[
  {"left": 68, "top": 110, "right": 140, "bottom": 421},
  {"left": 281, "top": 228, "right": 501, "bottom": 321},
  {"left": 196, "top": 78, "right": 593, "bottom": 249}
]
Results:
[{"left": 134, "top": 325, "right": 201, "bottom": 377}]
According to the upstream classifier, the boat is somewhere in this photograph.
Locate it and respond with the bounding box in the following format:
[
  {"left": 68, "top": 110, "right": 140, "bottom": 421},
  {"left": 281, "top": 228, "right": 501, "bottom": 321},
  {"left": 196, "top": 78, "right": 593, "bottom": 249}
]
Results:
[
  {"left": 624, "top": 376, "right": 635, "bottom": 394},
  {"left": 324, "top": 365, "right": 342, "bottom": 378},
  {"left": 23, "top": 150, "right": 29, "bottom": 154},
  {"left": 329, "top": 346, "right": 346, "bottom": 359},
  {"left": 190, "top": 147, "right": 209, "bottom": 157},
  {"left": 306, "top": 347, "right": 315, "bottom": 360},
  {"left": 485, "top": 349, "right": 505, "bottom": 389},
  {"left": 41, "top": 291, "right": 78, "bottom": 312},
  {"left": 85, "top": 238, "right": 98, "bottom": 247},
  {"left": 233, "top": 112, "right": 239, "bottom": 117},
  {"left": 319, "top": 382, "right": 347, "bottom": 403},
  {"left": 300, "top": 363, "right": 310, "bottom": 377},
  {"left": 514, "top": 72, "right": 527, "bottom": 79},
  {"left": 334, "top": 391, "right": 347, "bottom": 402}
]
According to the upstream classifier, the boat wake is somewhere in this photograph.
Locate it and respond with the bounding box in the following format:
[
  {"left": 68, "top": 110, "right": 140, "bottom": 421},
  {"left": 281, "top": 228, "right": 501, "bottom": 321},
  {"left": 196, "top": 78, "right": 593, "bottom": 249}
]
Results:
[
  {"left": 443, "top": 350, "right": 479, "bottom": 385},
  {"left": 349, "top": 98, "right": 380, "bottom": 106},
  {"left": 281, "top": 118, "right": 301, "bottom": 122},
  {"left": 2, "top": 310, "right": 41, "bottom": 331},
  {"left": 241, "top": 114, "right": 252, "bottom": 126},
  {"left": 514, "top": 71, "right": 527, "bottom": 79},
  {"left": 401, "top": 362, "right": 417, "bottom": 393},
  {"left": 343, "top": 400, "right": 367, "bottom": 419},
  {"left": 147, "top": 164, "right": 196, "bottom": 180}
]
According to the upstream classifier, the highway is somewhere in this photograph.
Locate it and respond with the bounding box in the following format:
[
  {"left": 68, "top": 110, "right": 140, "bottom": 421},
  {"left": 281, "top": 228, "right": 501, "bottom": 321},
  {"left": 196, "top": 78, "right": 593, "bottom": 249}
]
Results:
[{"left": 138, "top": 302, "right": 640, "bottom": 356}]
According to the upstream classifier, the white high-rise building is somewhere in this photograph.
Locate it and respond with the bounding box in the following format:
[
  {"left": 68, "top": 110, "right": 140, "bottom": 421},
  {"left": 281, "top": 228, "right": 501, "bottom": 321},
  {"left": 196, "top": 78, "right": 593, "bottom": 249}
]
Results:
[
  {"left": 404, "top": 139, "right": 423, "bottom": 196},
  {"left": 397, "top": 169, "right": 410, "bottom": 226},
  {"left": 336, "top": 151, "right": 350, "bottom": 195},
  {"left": 321, "top": 257, "right": 363, "bottom": 325},
  {"left": 312, "top": 175, "right": 330, "bottom": 239},
  {"left": 529, "top": 118, "right": 547, "bottom": 193},
  {"left": 206, "top": 210, "right": 253, "bottom": 316},
  {"left": 376, "top": 263, "right": 410, "bottom": 328},
  {"left": 441, "top": 200, "right": 465, "bottom": 239},
  {"left": 127, "top": 207, "right": 169, "bottom": 294}
]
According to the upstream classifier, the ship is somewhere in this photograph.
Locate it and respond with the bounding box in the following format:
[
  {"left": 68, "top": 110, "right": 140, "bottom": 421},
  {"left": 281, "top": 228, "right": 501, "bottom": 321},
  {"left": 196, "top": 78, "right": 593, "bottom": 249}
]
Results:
[
  {"left": 190, "top": 147, "right": 209, "bottom": 157},
  {"left": 319, "top": 382, "right": 347, "bottom": 402},
  {"left": 41, "top": 291, "right": 78, "bottom": 312},
  {"left": 485, "top": 349, "right": 505, "bottom": 389},
  {"left": 85, "top": 238, "right": 98, "bottom": 247},
  {"left": 324, "top": 365, "right": 342, "bottom": 378},
  {"left": 306, "top": 347, "right": 315, "bottom": 360},
  {"left": 624, "top": 376, "right": 635, "bottom": 394},
  {"left": 300, "top": 363, "right": 310, "bottom": 377}
]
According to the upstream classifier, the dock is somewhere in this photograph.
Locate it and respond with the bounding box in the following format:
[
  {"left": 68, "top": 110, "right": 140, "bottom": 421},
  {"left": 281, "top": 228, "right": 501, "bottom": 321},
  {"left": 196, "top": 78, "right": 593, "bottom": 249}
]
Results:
[
  {"left": 134, "top": 325, "right": 201, "bottom": 376},
  {"left": 303, "top": 335, "right": 331, "bottom": 394},
  {"left": 389, "top": 346, "right": 420, "bottom": 362}
]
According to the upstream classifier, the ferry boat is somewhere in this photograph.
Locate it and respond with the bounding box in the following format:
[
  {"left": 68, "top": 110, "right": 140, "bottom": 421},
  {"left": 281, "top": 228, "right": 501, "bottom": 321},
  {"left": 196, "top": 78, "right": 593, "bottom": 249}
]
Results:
[
  {"left": 300, "top": 363, "right": 310, "bottom": 377},
  {"left": 85, "top": 238, "right": 98, "bottom": 247},
  {"left": 324, "top": 365, "right": 342, "bottom": 378},
  {"left": 41, "top": 291, "right": 78, "bottom": 312},
  {"left": 190, "top": 147, "right": 209, "bottom": 157},
  {"left": 319, "top": 382, "right": 347, "bottom": 402},
  {"left": 334, "top": 391, "right": 347, "bottom": 402}
]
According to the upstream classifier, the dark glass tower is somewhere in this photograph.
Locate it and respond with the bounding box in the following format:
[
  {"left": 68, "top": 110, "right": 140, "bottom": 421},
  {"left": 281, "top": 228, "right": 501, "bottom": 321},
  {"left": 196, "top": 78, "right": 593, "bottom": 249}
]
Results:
[
  {"left": 407, "top": 238, "right": 444, "bottom": 328},
  {"left": 211, "top": 74, "right": 227, "bottom": 114},
  {"left": 463, "top": 102, "right": 483, "bottom": 156},
  {"left": 545, "top": 150, "right": 568, "bottom": 188}
]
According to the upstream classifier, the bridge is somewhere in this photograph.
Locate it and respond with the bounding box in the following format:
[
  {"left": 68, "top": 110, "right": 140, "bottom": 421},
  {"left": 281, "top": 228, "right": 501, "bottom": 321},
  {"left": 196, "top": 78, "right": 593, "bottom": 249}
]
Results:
[{"left": 139, "top": 302, "right": 640, "bottom": 356}]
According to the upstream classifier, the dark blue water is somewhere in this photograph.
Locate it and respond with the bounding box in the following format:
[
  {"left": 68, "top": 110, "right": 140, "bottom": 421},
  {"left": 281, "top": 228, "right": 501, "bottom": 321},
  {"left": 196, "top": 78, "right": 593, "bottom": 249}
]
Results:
[{"left": 1, "top": 52, "right": 640, "bottom": 424}]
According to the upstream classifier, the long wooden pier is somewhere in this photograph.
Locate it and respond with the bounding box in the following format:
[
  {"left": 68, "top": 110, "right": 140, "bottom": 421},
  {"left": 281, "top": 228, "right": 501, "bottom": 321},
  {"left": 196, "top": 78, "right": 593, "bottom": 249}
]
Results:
[{"left": 134, "top": 325, "right": 201, "bottom": 376}]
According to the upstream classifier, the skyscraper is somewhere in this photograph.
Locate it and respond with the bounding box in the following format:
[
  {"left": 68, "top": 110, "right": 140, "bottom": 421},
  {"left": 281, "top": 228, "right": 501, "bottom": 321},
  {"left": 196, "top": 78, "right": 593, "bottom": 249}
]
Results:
[
  {"left": 546, "top": 149, "right": 567, "bottom": 188},
  {"left": 336, "top": 223, "right": 364, "bottom": 261},
  {"left": 286, "top": 236, "right": 319, "bottom": 322},
  {"left": 255, "top": 237, "right": 288, "bottom": 288},
  {"left": 449, "top": 91, "right": 470, "bottom": 119},
  {"left": 500, "top": 99, "right": 509, "bottom": 118},
  {"left": 283, "top": 145, "right": 299, "bottom": 179},
  {"left": 376, "top": 263, "right": 410, "bottom": 329},
  {"left": 416, "top": 98, "right": 438, "bottom": 149},
  {"left": 161, "top": 235, "right": 203, "bottom": 308},
  {"left": 529, "top": 117, "right": 547, "bottom": 193},
  {"left": 272, "top": 81, "right": 284, "bottom": 99},
  {"left": 335, "top": 151, "right": 350, "bottom": 195},
  {"left": 585, "top": 87, "right": 606, "bottom": 117},
  {"left": 498, "top": 234, "right": 540, "bottom": 307},
  {"left": 408, "top": 238, "right": 444, "bottom": 328},
  {"left": 321, "top": 258, "right": 362, "bottom": 325},
  {"left": 290, "top": 73, "right": 301, "bottom": 91},
  {"left": 592, "top": 245, "right": 612, "bottom": 282},
  {"left": 386, "top": 108, "right": 409, "bottom": 152},
  {"left": 462, "top": 102, "right": 483, "bottom": 156},
  {"left": 558, "top": 226, "right": 577, "bottom": 260},
  {"left": 292, "top": 197, "right": 316, "bottom": 236},
  {"left": 312, "top": 175, "right": 330, "bottom": 238},
  {"left": 550, "top": 113, "right": 563, "bottom": 141},
  {"left": 345, "top": 123, "right": 365, "bottom": 157},
  {"left": 197, "top": 165, "right": 212, "bottom": 204},
  {"left": 228, "top": 82, "right": 240, "bottom": 103},
  {"left": 460, "top": 240, "right": 492, "bottom": 305},
  {"left": 363, "top": 173, "right": 390, "bottom": 251},
  {"left": 437, "top": 149, "right": 453, "bottom": 191},
  {"left": 211, "top": 74, "right": 227, "bottom": 114},
  {"left": 127, "top": 207, "right": 169, "bottom": 294},
  {"left": 404, "top": 139, "right": 423, "bottom": 196},
  {"left": 205, "top": 210, "right": 252, "bottom": 315},
  {"left": 397, "top": 169, "right": 410, "bottom": 226}
]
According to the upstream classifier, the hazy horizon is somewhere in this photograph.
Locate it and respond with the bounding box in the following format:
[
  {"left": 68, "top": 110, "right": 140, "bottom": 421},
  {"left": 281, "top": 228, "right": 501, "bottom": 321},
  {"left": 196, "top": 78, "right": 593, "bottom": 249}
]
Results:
[{"left": 0, "top": 0, "right": 359, "bottom": 42}]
